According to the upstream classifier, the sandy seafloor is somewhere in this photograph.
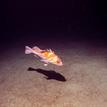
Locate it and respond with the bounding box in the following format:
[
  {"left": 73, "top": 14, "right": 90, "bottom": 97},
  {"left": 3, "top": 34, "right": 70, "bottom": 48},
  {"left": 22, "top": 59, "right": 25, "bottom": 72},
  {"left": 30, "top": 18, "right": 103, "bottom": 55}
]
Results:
[{"left": 0, "top": 34, "right": 107, "bottom": 107}]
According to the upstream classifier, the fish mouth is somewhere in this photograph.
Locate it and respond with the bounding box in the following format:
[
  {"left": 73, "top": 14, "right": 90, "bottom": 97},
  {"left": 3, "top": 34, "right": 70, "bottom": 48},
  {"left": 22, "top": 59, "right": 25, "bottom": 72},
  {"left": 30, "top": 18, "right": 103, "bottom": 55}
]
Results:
[
  {"left": 51, "top": 62, "right": 63, "bottom": 66},
  {"left": 57, "top": 63, "right": 63, "bottom": 66}
]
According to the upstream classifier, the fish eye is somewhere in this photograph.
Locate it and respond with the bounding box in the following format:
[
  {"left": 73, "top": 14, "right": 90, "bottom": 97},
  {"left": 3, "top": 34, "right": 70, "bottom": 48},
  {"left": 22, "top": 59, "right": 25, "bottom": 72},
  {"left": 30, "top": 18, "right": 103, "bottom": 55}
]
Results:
[{"left": 57, "top": 60, "right": 60, "bottom": 63}]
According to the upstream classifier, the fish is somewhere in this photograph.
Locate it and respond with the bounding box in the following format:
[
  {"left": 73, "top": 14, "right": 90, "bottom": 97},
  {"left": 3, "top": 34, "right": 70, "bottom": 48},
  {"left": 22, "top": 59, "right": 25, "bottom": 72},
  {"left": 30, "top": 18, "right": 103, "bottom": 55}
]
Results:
[{"left": 25, "top": 46, "right": 63, "bottom": 66}]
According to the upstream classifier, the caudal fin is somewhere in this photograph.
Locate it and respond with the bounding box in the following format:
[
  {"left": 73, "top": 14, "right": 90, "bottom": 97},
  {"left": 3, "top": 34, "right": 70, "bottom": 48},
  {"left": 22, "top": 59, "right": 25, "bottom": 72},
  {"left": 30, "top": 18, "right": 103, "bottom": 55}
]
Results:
[{"left": 25, "top": 46, "right": 33, "bottom": 54}]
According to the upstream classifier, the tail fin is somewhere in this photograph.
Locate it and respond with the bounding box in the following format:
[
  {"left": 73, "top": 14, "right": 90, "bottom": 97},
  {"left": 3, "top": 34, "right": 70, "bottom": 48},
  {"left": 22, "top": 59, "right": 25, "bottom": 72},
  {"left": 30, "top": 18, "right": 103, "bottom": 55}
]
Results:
[{"left": 25, "top": 46, "right": 33, "bottom": 54}]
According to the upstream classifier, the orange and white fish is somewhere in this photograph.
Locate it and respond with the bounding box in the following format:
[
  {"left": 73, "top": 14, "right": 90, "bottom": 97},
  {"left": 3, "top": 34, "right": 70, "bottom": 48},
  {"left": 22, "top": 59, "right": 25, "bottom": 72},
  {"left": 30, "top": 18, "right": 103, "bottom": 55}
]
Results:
[{"left": 25, "top": 46, "right": 63, "bottom": 66}]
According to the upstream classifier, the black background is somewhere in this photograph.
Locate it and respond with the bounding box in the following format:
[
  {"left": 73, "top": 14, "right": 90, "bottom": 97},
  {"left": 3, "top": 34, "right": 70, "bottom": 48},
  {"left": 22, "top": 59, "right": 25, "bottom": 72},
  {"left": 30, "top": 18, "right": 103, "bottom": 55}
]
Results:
[{"left": 1, "top": 0, "right": 107, "bottom": 45}]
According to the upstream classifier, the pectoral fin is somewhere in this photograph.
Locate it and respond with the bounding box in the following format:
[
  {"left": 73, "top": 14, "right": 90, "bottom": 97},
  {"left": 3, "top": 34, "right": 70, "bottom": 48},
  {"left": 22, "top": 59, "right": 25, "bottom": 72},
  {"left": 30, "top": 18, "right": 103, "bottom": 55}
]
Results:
[
  {"left": 40, "top": 59, "right": 48, "bottom": 63},
  {"left": 40, "top": 59, "right": 49, "bottom": 66}
]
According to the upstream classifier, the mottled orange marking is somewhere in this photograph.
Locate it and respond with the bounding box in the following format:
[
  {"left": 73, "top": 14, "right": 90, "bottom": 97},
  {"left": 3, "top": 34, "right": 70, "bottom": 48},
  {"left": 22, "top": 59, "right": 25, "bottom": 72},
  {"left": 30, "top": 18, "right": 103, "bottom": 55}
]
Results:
[{"left": 41, "top": 51, "right": 57, "bottom": 62}]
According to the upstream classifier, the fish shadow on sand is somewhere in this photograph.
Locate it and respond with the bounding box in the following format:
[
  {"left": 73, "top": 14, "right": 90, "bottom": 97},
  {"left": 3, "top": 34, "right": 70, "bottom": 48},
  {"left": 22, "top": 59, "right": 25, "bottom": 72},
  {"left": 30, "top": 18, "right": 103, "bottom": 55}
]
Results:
[{"left": 28, "top": 67, "right": 66, "bottom": 82}]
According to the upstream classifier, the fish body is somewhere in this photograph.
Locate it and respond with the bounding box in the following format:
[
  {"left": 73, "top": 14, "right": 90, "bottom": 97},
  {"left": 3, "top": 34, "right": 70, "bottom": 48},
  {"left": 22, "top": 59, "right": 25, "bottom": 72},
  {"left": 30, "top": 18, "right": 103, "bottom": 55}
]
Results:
[{"left": 25, "top": 46, "right": 63, "bottom": 66}]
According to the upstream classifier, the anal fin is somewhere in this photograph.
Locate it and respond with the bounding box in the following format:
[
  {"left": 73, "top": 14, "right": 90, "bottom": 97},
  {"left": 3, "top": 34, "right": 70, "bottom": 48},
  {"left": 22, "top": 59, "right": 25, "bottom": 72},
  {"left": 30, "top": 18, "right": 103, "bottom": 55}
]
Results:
[{"left": 44, "top": 64, "right": 48, "bottom": 66}]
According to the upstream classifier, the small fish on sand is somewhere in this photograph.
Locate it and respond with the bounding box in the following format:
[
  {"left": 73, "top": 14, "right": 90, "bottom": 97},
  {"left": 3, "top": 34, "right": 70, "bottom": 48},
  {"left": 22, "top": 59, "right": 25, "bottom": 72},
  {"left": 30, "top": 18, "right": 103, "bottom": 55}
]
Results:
[{"left": 25, "top": 46, "right": 63, "bottom": 66}]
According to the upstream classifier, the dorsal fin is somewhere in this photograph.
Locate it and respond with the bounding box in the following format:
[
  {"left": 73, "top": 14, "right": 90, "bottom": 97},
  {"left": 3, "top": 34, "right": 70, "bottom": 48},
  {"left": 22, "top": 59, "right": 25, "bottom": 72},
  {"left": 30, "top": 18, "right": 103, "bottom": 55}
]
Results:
[
  {"left": 49, "top": 49, "right": 52, "bottom": 52},
  {"left": 47, "top": 49, "right": 53, "bottom": 53},
  {"left": 46, "top": 49, "right": 50, "bottom": 52}
]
